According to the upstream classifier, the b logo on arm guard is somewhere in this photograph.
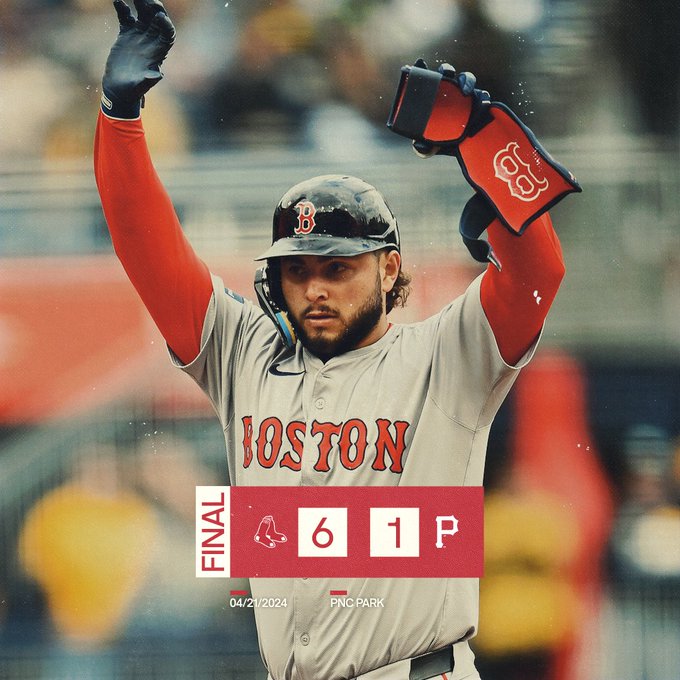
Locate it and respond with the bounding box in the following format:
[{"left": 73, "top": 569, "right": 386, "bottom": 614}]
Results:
[
  {"left": 493, "top": 141, "right": 549, "bottom": 203},
  {"left": 456, "top": 102, "right": 580, "bottom": 234},
  {"left": 386, "top": 60, "right": 581, "bottom": 235}
]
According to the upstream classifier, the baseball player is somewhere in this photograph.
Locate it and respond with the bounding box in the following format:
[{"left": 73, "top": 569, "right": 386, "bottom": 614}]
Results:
[{"left": 95, "top": 2, "right": 572, "bottom": 679}]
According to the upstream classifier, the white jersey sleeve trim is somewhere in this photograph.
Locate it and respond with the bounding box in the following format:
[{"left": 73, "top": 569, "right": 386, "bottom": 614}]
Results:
[{"left": 167, "top": 277, "right": 219, "bottom": 372}]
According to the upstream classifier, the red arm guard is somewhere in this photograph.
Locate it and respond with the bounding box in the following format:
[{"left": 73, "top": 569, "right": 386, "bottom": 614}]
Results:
[
  {"left": 94, "top": 112, "right": 212, "bottom": 365},
  {"left": 480, "top": 214, "right": 565, "bottom": 366}
]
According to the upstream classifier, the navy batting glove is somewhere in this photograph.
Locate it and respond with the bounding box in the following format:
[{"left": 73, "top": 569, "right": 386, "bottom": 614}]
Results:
[{"left": 101, "top": 0, "right": 176, "bottom": 119}]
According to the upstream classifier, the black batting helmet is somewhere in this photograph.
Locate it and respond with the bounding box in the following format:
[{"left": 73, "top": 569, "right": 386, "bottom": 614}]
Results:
[
  {"left": 255, "top": 174, "right": 400, "bottom": 260},
  {"left": 253, "top": 174, "right": 400, "bottom": 349}
]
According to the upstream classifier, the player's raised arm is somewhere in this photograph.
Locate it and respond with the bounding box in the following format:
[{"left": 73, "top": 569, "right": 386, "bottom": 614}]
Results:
[
  {"left": 94, "top": 0, "right": 212, "bottom": 365},
  {"left": 386, "top": 60, "right": 577, "bottom": 365}
]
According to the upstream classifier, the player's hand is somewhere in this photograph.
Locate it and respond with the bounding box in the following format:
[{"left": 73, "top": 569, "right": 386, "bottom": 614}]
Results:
[
  {"left": 101, "top": 0, "right": 176, "bottom": 119},
  {"left": 387, "top": 59, "right": 490, "bottom": 157},
  {"left": 411, "top": 61, "right": 490, "bottom": 158},
  {"left": 437, "top": 61, "right": 478, "bottom": 96}
]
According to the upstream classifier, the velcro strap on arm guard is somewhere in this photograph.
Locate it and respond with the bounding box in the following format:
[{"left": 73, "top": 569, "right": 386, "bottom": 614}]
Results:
[
  {"left": 459, "top": 193, "right": 502, "bottom": 271},
  {"left": 387, "top": 64, "right": 473, "bottom": 144},
  {"left": 455, "top": 102, "right": 581, "bottom": 234}
]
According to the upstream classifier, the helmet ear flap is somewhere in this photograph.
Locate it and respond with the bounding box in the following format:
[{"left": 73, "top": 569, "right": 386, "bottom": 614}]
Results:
[
  {"left": 266, "top": 259, "right": 285, "bottom": 309},
  {"left": 254, "top": 263, "right": 296, "bottom": 348}
]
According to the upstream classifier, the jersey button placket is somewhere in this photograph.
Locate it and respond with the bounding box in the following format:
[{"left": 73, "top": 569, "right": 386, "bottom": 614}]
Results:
[
  {"left": 301, "top": 369, "right": 329, "bottom": 483},
  {"left": 293, "top": 578, "right": 318, "bottom": 680}
]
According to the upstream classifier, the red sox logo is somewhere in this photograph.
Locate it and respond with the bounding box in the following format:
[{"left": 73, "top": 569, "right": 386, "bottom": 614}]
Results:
[
  {"left": 294, "top": 200, "right": 317, "bottom": 234},
  {"left": 493, "top": 141, "right": 549, "bottom": 202}
]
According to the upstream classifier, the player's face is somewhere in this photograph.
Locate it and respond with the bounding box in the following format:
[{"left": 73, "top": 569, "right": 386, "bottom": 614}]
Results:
[{"left": 280, "top": 251, "right": 400, "bottom": 361}]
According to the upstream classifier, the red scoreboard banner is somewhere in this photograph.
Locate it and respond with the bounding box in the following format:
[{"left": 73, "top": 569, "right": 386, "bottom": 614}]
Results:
[{"left": 196, "top": 486, "right": 483, "bottom": 578}]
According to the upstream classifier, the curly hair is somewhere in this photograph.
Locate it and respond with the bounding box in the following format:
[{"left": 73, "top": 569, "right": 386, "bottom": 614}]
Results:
[
  {"left": 386, "top": 267, "right": 412, "bottom": 314},
  {"left": 371, "top": 249, "right": 412, "bottom": 314}
]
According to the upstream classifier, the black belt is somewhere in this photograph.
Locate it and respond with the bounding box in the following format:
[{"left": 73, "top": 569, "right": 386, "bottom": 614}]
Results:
[{"left": 409, "top": 645, "right": 454, "bottom": 680}]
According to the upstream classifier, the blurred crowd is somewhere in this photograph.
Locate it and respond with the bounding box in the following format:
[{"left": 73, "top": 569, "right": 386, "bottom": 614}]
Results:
[
  {"left": 4, "top": 0, "right": 678, "bottom": 163},
  {"left": 2, "top": 428, "right": 258, "bottom": 678},
  {"left": 475, "top": 355, "right": 680, "bottom": 680}
]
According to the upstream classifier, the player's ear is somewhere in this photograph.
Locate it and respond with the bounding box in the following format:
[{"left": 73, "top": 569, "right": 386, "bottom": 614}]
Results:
[{"left": 380, "top": 250, "right": 401, "bottom": 293}]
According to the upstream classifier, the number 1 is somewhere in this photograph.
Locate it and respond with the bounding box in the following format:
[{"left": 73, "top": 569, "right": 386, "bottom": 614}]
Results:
[{"left": 387, "top": 517, "right": 401, "bottom": 548}]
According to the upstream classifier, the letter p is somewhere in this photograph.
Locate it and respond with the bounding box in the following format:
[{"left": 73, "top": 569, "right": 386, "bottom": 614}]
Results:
[{"left": 435, "top": 514, "right": 459, "bottom": 549}]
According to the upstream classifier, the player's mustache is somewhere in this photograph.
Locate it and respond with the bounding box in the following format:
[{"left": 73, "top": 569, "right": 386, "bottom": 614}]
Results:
[{"left": 302, "top": 305, "right": 339, "bottom": 317}]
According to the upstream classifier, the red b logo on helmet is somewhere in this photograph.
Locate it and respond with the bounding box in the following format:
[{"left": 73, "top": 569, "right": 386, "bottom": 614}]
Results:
[
  {"left": 294, "top": 201, "right": 316, "bottom": 234},
  {"left": 493, "top": 141, "right": 549, "bottom": 203}
]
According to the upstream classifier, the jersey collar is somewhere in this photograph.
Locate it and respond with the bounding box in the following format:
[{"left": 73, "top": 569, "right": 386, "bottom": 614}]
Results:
[{"left": 301, "top": 324, "right": 397, "bottom": 371}]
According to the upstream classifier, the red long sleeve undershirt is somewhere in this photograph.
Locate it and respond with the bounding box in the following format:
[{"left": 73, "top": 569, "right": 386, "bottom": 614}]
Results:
[{"left": 94, "top": 113, "right": 564, "bottom": 367}]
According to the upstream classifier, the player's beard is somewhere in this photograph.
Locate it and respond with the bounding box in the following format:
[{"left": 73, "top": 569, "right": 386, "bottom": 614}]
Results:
[{"left": 288, "top": 275, "right": 384, "bottom": 362}]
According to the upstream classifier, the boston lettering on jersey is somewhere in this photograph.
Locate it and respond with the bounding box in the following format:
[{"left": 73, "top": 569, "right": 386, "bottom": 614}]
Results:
[{"left": 241, "top": 416, "right": 411, "bottom": 473}]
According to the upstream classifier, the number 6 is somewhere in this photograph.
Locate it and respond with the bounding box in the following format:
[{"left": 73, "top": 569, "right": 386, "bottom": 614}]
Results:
[{"left": 312, "top": 516, "right": 334, "bottom": 548}]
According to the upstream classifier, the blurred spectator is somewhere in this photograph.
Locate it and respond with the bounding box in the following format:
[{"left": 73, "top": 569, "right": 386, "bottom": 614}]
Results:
[
  {"left": 43, "top": 86, "right": 190, "bottom": 160},
  {"left": 353, "top": 0, "right": 461, "bottom": 63},
  {"left": 16, "top": 433, "right": 239, "bottom": 670},
  {"left": 608, "top": 424, "right": 680, "bottom": 582},
  {"left": 193, "top": 0, "right": 404, "bottom": 152},
  {"left": 123, "top": 435, "right": 230, "bottom": 638},
  {"left": 160, "top": 0, "right": 240, "bottom": 138},
  {"left": 606, "top": 0, "right": 680, "bottom": 137},
  {"left": 476, "top": 352, "right": 614, "bottom": 680},
  {"left": 0, "top": 8, "right": 80, "bottom": 160},
  {"left": 18, "top": 447, "right": 158, "bottom": 648},
  {"left": 475, "top": 465, "right": 581, "bottom": 680},
  {"left": 17, "top": 434, "right": 234, "bottom": 646},
  {"left": 199, "top": 0, "right": 319, "bottom": 148},
  {"left": 425, "top": 0, "right": 522, "bottom": 107},
  {"left": 1, "top": 0, "right": 624, "bottom": 157},
  {"left": 604, "top": 425, "right": 680, "bottom": 680},
  {"left": 303, "top": 17, "right": 395, "bottom": 160}
]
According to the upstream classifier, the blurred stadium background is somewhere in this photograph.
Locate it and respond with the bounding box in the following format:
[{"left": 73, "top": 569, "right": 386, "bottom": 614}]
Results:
[{"left": 1, "top": 0, "right": 679, "bottom": 678}]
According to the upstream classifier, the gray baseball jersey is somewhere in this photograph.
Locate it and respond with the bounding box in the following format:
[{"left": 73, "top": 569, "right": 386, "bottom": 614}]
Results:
[{"left": 175, "top": 271, "right": 536, "bottom": 680}]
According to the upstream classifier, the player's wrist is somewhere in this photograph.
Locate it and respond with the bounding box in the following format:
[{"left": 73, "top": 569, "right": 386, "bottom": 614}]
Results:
[{"left": 100, "top": 87, "right": 142, "bottom": 120}]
